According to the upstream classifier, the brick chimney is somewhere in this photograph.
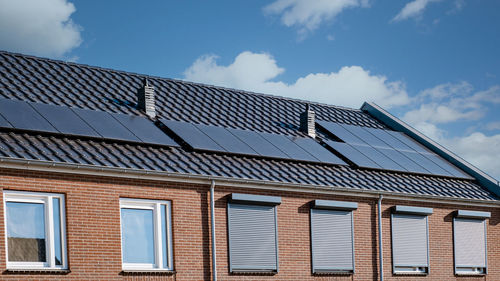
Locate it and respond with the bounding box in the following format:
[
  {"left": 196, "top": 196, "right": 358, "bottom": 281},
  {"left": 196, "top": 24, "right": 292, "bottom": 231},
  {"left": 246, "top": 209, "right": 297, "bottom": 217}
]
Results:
[
  {"left": 300, "top": 104, "right": 316, "bottom": 138},
  {"left": 137, "top": 78, "right": 156, "bottom": 118}
]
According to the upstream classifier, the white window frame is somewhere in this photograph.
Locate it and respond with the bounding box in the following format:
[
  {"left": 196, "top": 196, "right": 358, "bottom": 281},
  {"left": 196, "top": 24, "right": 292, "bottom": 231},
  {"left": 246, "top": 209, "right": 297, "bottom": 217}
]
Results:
[
  {"left": 119, "top": 198, "right": 173, "bottom": 271},
  {"left": 3, "top": 190, "right": 67, "bottom": 270}
]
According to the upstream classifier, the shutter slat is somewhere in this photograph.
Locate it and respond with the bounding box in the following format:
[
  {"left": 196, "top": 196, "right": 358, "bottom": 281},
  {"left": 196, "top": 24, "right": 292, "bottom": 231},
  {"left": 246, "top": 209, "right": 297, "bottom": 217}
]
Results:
[
  {"left": 455, "top": 218, "right": 486, "bottom": 267},
  {"left": 228, "top": 204, "right": 277, "bottom": 271},
  {"left": 392, "top": 214, "right": 428, "bottom": 267},
  {"left": 311, "top": 209, "right": 354, "bottom": 271}
]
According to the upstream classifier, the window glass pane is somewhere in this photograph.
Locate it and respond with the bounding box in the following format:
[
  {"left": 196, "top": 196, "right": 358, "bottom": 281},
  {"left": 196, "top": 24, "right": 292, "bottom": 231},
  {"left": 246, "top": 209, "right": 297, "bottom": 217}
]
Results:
[
  {"left": 161, "top": 204, "right": 168, "bottom": 268},
  {"left": 6, "top": 202, "right": 46, "bottom": 262},
  {"left": 52, "top": 198, "right": 63, "bottom": 265},
  {"left": 121, "top": 208, "right": 155, "bottom": 264}
]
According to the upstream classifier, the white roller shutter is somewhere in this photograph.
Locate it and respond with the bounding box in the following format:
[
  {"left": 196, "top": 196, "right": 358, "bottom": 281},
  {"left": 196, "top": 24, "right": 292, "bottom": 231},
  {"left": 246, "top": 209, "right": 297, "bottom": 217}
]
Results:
[
  {"left": 311, "top": 209, "right": 354, "bottom": 273},
  {"left": 392, "top": 214, "right": 429, "bottom": 272},
  {"left": 228, "top": 203, "right": 278, "bottom": 272},
  {"left": 454, "top": 218, "right": 487, "bottom": 273}
]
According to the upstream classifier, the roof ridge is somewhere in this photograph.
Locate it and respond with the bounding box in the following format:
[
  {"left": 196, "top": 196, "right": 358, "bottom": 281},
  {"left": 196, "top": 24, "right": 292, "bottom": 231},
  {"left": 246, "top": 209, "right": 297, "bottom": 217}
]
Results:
[{"left": 0, "top": 49, "right": 362, "bottom": 112}]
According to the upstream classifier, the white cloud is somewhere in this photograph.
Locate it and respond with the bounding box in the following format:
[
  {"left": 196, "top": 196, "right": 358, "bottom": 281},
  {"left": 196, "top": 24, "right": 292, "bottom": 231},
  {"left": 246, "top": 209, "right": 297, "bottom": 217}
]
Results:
[
  {"left": 392, "top": 0, "right": 441, "bottom": 22},
  {"left": 184, "top": 51, "right": 409, "bottom": 109},
  {"left": 0, "top": 0, "right": 82, "bottom": 58},
  {"left": 264, "top": 0, "right": 370, "bottom": 37},
  {"left": 403, "top": 82, "right": 500, "bottom": 125}
]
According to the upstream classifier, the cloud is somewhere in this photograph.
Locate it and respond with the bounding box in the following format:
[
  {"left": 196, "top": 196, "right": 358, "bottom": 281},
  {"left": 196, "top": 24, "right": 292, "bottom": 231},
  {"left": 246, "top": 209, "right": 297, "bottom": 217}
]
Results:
[
  {"left": 392, "top": 0, "right": 441, "bottom": 22},
  {"left": 403, "top": 82, "right": 500, "bottom": 125},
  {"left": 0, "top": 0, "right": 82, "bottom": 58},
  {"left": 264, "top": 0, "right": 370, "bottom": 37},
  {"left": 184, "top": 51, "right": 409, "bottom": 109},
  {"left": 401, "top": 82, "right": 500, "bottom": 180}
]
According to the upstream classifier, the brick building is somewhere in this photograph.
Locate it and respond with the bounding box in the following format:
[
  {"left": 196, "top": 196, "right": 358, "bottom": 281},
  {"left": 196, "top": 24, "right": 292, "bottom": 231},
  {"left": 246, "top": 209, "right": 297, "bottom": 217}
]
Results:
[{"left": 0, "top": 50, "right": 498, "bottom": 280}]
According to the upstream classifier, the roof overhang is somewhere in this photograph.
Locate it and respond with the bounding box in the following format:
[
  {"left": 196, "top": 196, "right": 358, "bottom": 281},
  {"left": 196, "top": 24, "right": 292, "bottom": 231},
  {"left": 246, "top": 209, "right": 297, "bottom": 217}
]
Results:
[
  {"left": 1, "top": 157, "right": 499, "bottom": 208},
  {"left": 361, "top": 102, "right": 500, "bottom": 198}
]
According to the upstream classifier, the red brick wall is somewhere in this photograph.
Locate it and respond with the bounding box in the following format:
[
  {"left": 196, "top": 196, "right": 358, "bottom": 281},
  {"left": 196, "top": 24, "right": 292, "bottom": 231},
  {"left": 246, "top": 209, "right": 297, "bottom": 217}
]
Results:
[{"left": 0, "top": 168, "right": 498, "bottom": 280}]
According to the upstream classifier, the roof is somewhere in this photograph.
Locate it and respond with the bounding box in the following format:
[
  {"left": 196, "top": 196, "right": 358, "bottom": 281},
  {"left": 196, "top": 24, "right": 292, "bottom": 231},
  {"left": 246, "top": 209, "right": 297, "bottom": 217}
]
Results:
[{"left": 0, "top": 50, "right": 497, "bottom": 201}]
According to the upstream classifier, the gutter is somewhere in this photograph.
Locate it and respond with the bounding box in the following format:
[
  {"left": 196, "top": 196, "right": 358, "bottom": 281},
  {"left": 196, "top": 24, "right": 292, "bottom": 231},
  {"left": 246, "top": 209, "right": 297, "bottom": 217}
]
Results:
[
  {"left": 361, "top": 102, "right": 500, "bottom": 198},
  {"left": 1, "top": 157, "right": 499, "bottom": 208}
]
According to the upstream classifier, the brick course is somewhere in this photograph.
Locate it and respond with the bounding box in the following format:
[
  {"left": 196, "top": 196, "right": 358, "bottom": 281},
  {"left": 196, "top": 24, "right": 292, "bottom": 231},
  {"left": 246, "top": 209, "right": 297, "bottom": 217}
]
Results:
[{"left": 0, "top": 168, "right": 497, "bottom": 280}]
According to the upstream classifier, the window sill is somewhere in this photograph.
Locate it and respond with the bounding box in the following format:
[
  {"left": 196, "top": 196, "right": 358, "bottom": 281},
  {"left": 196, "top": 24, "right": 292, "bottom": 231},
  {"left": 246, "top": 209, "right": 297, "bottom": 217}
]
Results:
[
  {"left": 121, "top": 269, "right": 176, "bottom": 275},
  {"left": 4, "top": 268, "right": 70, "bottom": 274},
  {"left": 393, "top": 272, "right": 428, "bottom": 276},
  {"left": 455, "top": 273, "right": 486, "bottom": 276},
  {"left": 313, "top": 270, "right": 353, "bottom": 276},
  {"left": 230, "top": 270, "right": 277, "bottom": 275}
]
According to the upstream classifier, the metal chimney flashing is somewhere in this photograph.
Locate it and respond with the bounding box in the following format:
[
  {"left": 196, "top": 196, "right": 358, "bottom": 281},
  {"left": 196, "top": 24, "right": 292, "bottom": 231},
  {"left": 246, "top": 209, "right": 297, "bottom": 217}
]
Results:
[
  {"left": 361, "top": 101, "right": 500, "bottom": 197},
  {"left": 137, "top": 78, "right": 156, "bottom": 118},
  {"left": 300, "top": 104, "right": 316, "bottom": 138}
]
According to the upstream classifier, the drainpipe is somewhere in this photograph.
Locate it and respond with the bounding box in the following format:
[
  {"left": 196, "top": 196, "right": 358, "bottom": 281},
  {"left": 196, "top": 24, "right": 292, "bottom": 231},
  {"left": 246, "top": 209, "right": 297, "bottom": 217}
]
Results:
[
  {"left": 210, "top": 180, "right": 217, "bottom": 281},
  {"left": 378, "top": 195, "right": 384, "bottom": 281}
]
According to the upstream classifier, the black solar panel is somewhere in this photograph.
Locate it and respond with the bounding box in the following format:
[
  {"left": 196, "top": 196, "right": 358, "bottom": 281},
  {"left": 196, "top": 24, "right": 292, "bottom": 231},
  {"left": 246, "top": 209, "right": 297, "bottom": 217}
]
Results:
[
  {"left": 376, "top": 147, "right": 429, "bottom": 174},
  {"left": 260, "top": 133, "right": 318, "bottom": 162},
  {"left": 387, "top": 131, "right": 430, "bottom": 154},
  {"left": 316, "top": 120, "right": 365, "bottom": 145},
  {"left": 227, "top": 128, "right": 289, "bottom": 159},
  {"left": 399, "top": 151, "right": 452, "bottom": 177},
  {"left": 352, "top": 144, "right": 406, "bottom": 172},
  {"left": 422, "top": 153, "right": 473, "bottom": 179},
  {"left": 195, "top": 124, "right": 258, "bottom": 156},
  {"left": 30, "top": 102, "right": 100, "bottom": 137},
  {"left": 341, "top": 124, "right": 391, "bottom": 148},
  {"left": 112, "top": 113, "right": 178, "bottom": 147},
  {"left": 325, "top": 141, "right": 381, "bottom": 169},
  {"left": 291, "top": 137, "right": 346, "bottom": 165},
  {"left": 72, "top": 108, "right": 140, "bottom": 142},
  {"left": 364, "top": 127, "right": 414, "bottom": 151},
  {"left": 0, "top": 112, "right": 13, "bottom": 128},
  {"left": 160, "top": 119, "right": 224, "bottom": 152},
  {"left": 0, "top": 99, "right": 58, "bottom": 133}
]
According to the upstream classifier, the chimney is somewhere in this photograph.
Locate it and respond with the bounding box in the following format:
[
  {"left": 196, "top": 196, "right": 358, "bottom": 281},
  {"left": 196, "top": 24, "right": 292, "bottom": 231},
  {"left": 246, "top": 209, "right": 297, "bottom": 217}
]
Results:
[
  {"left": 300, "top": 104, "right": 316, "bottom": 138},
  {"left": 137, "top": 78, "right": 156, "bottom": 118}
]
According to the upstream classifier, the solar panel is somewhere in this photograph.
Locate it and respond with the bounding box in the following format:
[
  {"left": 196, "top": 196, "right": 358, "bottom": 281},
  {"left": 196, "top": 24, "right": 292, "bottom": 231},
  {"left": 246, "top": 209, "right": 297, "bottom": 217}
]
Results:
[
  {"left": 0, "top": 99, "right": 58, "bottom": 133},
  {"left": 112, "top": 113, "right": 178, "bottom": 147},
  {"left": 316, "top": 121, "right": 365, "bottom": 145},
  {"left": 194, "top": 124, "right": 258, "bottom": 156},
  {"left": 376, "top": 147, "right": 429, "bottom": 174},
  {"left": 30, "top": 102, "right": 100, "bottom": 137},
  {"left": 291, "top": 137, "right": 346, "bottom": 165},
  {"left": 364, "top": 127, "right": 414, "bottom": 151},
  {"left": 387, "top": 131, "right": 430, "bottom": 154},
  {"left": 227, "top": 128, "right": 289, "bottom": 159},
  {"left": 0, "top": 112, "right": 13, "bottom": 128},
  {"left": 420, "top": 153, "right": 472, "bottom": 179},
  {"left": 72, "top": 108, "right": 140, "bottom": 142},
  {"left": 341, "top": 124, "right": 391, "bottom": 148},
  {"left": 351, "top": 144, "right": 407, "bottom": 172},
  {"left": 324, "top": 141, "right": 381, "bottom": 169},
  {"left": 399, "top": 151, "right": 452, "bottom": 177},
  {"left": 160, "top": 119, "right": 224, "bottom": 152},
  {"left": 260, "top": 133, "right": 318, "bottom": 162}
]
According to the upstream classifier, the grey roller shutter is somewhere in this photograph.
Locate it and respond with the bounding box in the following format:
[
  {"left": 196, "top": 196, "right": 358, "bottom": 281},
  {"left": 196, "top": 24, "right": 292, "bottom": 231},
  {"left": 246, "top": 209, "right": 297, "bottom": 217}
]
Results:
[
  {"left": 228, "top": 203, "right": 278, "bottom": 272},
  {"left": 392, "top": 214, "right": 429, "bottom": 270},
  {"left": 454, "top": 218, "right": 486, "bottom": 270},
  {"left": 311, "top": 209, "right": 354, "bottom": 273}
]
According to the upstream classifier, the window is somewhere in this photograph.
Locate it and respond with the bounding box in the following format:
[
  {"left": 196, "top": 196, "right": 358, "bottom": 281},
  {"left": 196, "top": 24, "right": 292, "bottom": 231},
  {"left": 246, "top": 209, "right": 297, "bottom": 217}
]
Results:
[
  {"left": 391, "top": 205, "right": 433, "bottom": 274},
  {"left": 454, "top": 210, "right": 490, "bottom": 275},
  {"left": 310, "top": 200, "right": 357, "bottom": 274},
  {"left": 227, "top": 193, "right": 281, "bottom": 273},
  {"left": 119, "top": 198, "right": 173, "bottom": 271},
  {"left": 3, "top": 191, "right": 67, "bottom": 270}
]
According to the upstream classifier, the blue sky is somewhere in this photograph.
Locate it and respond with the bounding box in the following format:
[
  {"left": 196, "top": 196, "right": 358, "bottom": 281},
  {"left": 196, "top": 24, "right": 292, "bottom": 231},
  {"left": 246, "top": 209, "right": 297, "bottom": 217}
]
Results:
[{"left": 0, "top": 0, "right": 499, "bottom": 180}]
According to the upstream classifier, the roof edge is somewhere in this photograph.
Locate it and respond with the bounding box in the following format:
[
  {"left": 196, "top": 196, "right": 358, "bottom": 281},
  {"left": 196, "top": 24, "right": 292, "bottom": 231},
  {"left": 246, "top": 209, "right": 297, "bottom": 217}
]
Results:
[
  {"left": 361, "top": 101, "right": 500, "bottom": 197},
  {"left": 1, "top": 157, "right": 499, "bottom": 208}
]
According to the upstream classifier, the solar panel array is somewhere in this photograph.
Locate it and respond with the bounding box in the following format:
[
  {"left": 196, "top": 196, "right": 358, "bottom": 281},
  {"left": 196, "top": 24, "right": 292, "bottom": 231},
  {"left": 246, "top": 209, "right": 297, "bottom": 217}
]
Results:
[
  {"left": 317, "top": 120, "right": 471, "bottom": 179},
  {"left": 0, "top": 99, "right": 179, "bottom": 147},
  {"left": 160, "top": 119, "right": 347, "bottom": 165}
]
